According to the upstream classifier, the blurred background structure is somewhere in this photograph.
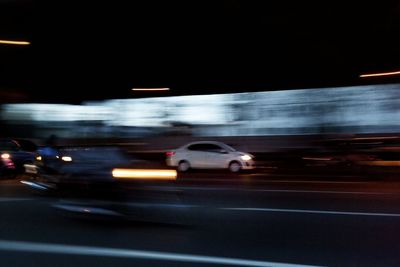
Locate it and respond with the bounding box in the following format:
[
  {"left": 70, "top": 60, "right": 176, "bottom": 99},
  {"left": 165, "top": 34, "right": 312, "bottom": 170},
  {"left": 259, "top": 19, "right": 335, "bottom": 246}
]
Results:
[{"left": 1, "top": 83, "right": 399, "bottom": 151}]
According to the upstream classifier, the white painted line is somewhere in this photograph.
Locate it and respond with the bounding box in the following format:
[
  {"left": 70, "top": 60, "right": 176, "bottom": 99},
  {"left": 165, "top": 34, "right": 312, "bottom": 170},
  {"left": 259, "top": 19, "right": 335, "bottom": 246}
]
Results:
[
  {"left": 0, "top": 197, "right": 32, "bottom": 202},
  {"left": 124, "top": 203, "right": 199, "bottom": 209},
  {"left": 249, "top": 173, "right": 361, "bottom": 179},
  {"left": 182, "top": 178, "right": 365, "bottom": 184},
  {"left": 155, "top": 186, "right": 390, "bottom": 195},
  {"left": 244, "top": 189, "right": 388, "bottom": 195},
  {"left": 222, "top": 207, "right": 400, "bottom": 217},
  {"left": 249, "top": 180, "right": 366, "bottom": 184},
  {"left": 0, "top": 240, "right": 321, "bottom": 267},
  {"left": 268, "top": 180, "right": 369, "bottom": 184}
]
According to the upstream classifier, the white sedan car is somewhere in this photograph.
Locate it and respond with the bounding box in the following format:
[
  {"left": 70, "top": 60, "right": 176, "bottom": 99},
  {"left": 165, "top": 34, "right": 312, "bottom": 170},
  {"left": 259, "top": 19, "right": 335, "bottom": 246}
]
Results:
[{"left": 166, "top": 141, "right": 255, "bottom": 172}]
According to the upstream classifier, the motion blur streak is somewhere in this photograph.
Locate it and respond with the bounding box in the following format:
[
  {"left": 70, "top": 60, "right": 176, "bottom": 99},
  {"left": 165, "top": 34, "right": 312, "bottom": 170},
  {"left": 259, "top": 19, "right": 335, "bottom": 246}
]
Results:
[
  {"left": 360, "top": 70, "right": 400, "bottom": 77},
  {"left": 112, "top": 169, "right": 177, "bottom": 180},
  {"left": 20, "top": 181, "right": 48, "bottom": 190},
  {"left": 223, "top": 208, "right": 400, "bottom": 217},
  {"left": 0, "top": 240, "right": 320, "bottom": 267},
  {"left": 0, "top": 40, "right": 30, "bottom": 45},
  {"left": 132, "top": 88, "right": 170, "bottom": 91},
  {"left": 356, "top": 160, "right": 400, "bottom": 167}
]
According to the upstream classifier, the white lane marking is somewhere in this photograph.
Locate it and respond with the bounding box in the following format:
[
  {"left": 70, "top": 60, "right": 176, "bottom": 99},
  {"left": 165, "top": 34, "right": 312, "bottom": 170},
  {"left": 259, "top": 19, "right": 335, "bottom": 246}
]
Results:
[
  {"left": 0, "top": 197, "right": 32, "bottom": 202},
  {"left": 222, "top": 207, "right": 400, "bottom": 217},
  {"left": 248, "top": 189, "right": 388, "bottom": 195},
  {"left": 181, "top": 178, "right": 365, "bottom": 184},
  {"left": 246, "top": 179, "right": 365, "bottom": 184},
  {"left": 156, "top": 186, "right": 390, "bottom": 195},
  {"left": 0, "top": 240, "right": 322, "bottom": 267}
]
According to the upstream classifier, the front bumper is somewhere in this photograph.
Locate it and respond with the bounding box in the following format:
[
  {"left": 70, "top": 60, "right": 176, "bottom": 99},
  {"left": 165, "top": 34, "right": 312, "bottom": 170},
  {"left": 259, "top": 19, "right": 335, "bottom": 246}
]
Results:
[{"left": 240, "top": 160, "right": 256, "bottom": 170}]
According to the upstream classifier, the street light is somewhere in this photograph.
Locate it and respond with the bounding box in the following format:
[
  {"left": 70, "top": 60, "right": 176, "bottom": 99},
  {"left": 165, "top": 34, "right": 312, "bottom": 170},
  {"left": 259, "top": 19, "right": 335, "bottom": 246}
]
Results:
[
  {"left": 132, "top": 88, "right": 170, "bottom": 91},
  {"left": 0, "top": 40, "right": 30, "bottom": 46},
  {"left": 360, "top": 70, "right": 400, "bottom": 78}
]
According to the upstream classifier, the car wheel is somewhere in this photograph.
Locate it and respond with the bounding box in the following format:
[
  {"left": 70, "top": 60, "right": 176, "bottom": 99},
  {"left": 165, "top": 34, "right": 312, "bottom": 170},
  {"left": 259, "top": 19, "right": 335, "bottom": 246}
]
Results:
[
  {"left": 177, "top": 161, "right": 190, "bottom": 172},
  {"left": 229, "top": 161, "right": 241, "bottom": 173}
]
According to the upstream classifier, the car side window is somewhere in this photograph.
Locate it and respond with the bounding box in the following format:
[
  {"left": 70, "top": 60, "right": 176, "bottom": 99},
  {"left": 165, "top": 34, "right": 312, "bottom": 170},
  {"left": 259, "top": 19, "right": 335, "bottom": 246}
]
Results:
[
  {"left": 202, "top": 144, "right": 224, "bottom": 153},
  {"left": 187, "top": 144, "right": 206, "bottom": 151},
  {"left": 187, "top": 143, "right": 225, "bottom": 152}
]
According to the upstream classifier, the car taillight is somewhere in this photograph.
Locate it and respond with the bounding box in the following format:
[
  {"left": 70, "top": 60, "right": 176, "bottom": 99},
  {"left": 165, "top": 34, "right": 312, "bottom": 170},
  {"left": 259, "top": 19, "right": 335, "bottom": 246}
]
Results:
[
  {"left": 1, "top": 153, "right": 14, "bottom": 166},
  {"left": 166, "top": 151, "right": 175, "bottom": 157}
]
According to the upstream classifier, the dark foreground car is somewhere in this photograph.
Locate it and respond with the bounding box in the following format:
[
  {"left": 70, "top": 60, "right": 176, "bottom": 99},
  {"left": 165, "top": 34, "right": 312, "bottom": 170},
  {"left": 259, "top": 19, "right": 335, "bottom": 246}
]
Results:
[
  {"left": 23, "top": 146, "right": 183, "bottom": 223},
  {"left": 0, "top": 138, "right": 37, "bottom": 177}
]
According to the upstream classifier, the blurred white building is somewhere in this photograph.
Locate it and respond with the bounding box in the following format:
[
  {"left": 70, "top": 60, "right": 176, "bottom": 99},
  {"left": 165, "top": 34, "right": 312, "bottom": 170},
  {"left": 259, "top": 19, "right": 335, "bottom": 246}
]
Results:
[{"left": 1, "top": 84, "right": 399, "bottom": 138}]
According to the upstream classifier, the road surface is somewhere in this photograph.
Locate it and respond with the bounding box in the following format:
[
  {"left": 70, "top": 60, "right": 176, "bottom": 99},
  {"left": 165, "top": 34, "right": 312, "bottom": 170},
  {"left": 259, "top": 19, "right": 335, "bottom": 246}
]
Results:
[{"left": 0, "top": 172, "right": 399, "bottom": 267}]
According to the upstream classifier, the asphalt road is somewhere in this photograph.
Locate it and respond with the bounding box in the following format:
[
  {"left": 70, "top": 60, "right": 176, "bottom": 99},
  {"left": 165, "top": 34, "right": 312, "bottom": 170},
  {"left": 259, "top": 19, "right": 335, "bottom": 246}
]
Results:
[{"left": 1, "top": 172, "right": 400, "bottom": 267}]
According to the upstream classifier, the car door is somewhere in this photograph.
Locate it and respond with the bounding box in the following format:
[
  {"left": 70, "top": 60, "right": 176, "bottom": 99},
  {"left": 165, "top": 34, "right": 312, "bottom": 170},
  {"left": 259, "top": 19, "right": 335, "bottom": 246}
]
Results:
[
  {"left": 185, "top": 144, "right": 208, "bottom": 168},
  {"left": 201, "top": 143, "right": 230, "bottom": 169}
]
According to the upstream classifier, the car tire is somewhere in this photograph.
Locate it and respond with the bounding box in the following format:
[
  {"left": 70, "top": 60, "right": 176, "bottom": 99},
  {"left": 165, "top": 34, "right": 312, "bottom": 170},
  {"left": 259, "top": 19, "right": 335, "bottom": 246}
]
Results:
[
  {"left": 177, "top": 160, "right": 190, "bottom": 172},
  {"left": 229, "top": 161, "right": 241, "bottom": 173}
]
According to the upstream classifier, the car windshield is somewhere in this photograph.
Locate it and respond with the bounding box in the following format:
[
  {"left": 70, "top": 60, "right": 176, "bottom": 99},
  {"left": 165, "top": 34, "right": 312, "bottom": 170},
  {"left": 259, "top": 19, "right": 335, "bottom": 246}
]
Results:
[{"left": 222, "top": 143, "right": 236, "bottom": 152}]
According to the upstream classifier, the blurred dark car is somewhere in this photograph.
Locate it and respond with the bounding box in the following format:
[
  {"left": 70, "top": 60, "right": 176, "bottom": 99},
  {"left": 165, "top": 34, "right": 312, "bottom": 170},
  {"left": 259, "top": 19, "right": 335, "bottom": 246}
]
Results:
[
  {"left": 0, "top": 138, "right": 38, "bottom": 177},
  {"left": 296, "top": 136, "right": 400, "bottom": 177},
  {"left": 25, "top": 146, "right": 132, "bottom": 189},
  {"left": 23, "top": 146, "right": 181, "bottom": 222}
]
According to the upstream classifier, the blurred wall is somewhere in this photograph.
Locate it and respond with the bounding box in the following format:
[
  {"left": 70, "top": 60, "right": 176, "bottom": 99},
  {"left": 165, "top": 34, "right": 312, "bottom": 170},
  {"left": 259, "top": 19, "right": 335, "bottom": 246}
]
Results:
[{"left": 1, "top": 83, "right": 399, "bottom": 139}]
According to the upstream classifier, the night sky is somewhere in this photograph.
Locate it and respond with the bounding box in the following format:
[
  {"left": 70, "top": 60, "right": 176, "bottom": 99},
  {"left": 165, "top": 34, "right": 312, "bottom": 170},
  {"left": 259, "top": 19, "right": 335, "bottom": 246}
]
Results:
[{"left": 0, "top": 1, "right": 399, "bottom": 103}]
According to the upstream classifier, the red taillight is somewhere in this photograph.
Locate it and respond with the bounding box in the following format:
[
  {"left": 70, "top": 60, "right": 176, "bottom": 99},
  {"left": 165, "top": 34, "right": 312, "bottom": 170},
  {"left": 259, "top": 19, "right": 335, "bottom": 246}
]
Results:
[
  {"left": 6, "top": 160, "right": 14, "bottom": 167},
  {"left": 1, "top": 158, "right": 14, "bottom": 168},
  {"left": 166, "top": 151, "right": 175, "bottom": 157}
]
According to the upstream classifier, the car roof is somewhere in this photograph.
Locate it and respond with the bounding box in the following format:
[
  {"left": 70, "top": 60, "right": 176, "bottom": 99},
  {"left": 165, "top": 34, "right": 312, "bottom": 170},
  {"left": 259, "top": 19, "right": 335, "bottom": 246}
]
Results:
[
  {"left": 0, "top": 138, "right": 38, "bottom": 151},
  {"left": 182, "top": 141, "right": 237, "bottom": 150},
  {"left": 185, "top": 141, "right": 226, "bottom": 146}
]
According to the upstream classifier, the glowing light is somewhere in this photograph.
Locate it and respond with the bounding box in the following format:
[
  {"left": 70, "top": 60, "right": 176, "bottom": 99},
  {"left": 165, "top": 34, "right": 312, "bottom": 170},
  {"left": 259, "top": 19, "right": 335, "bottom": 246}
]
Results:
[
  {"left": 166, "top": 151, "right": 176, "bottom": 157},
  {"left": 360, "top": 70, "right": 400, "bottom": 78},
  {"left": 24, "top": 164, "right": 38, "bottom": 174},
  {"left": 0, "top": 40, "right": 30, "bottom": 45},
  {"left": 357, "top": 160, "right": 400, "bottom": 167},
  {"left": 240, "top": 155, "right": 252, "bottom": 161},
  {"left": 132, "top": 88, "right": 170, "bottom": 91},
  {"left": 36, "top": 156, "right": 42, "bottom": 161},
  {"left": 20, "top": 181, "right": 48, "bottom": 190},
  {"left": 61, "top": 156, "right": 72, "bottom": 162},
  {"left": 1, "top": 153, "right": 10, "bottom": 160},
  {"left": 112, "top": 168, "right": 177, "bottom": 180}
]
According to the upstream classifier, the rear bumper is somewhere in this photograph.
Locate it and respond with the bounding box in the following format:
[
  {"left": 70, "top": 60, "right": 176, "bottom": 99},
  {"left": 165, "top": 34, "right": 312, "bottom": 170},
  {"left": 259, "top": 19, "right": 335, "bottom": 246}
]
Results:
[{"left": 166, "top": 158, "right": 177, "bottom": 167}]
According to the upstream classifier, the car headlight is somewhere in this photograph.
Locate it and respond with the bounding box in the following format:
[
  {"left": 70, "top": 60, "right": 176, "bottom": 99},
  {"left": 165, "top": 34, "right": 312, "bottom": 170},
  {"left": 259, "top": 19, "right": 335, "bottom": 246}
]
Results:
[
  {"left": 61, "top": 156, "right": 72, "bottom": 162},
  {"left": 240, "top": 155, "right": 252, "bottom": 161},
  {"left": 1, "top": 153, "right": 10, "bottom": 160}
]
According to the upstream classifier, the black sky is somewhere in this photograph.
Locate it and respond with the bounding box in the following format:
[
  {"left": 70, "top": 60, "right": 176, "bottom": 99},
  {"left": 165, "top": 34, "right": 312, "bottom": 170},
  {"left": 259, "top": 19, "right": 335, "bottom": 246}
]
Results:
[{"left": 1, "top": 1, "right": 399, "bottom": 103}]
